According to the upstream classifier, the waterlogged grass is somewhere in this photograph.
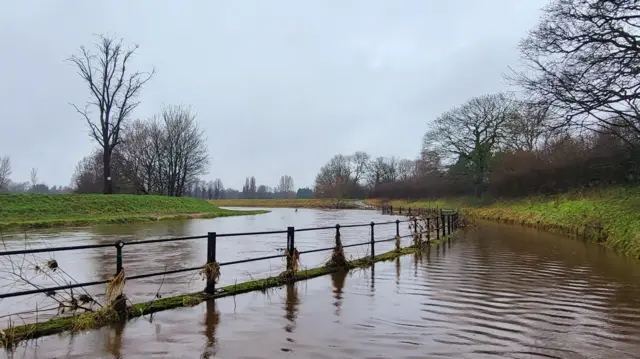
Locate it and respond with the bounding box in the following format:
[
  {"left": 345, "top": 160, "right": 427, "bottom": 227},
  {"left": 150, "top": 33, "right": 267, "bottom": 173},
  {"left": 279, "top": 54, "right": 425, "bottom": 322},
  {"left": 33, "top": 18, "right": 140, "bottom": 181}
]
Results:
[
  {"left": 0, "top": 194, "right": 267, "bottom": 231},
  {"left": 0, "top": 233, "right": 456, "bottom": 347},
  {"left": 212, "top": 198, "right": 359, "bottom": 209},
  {"left": 368, "top": 186, "right": 640, "bottom": 258}
]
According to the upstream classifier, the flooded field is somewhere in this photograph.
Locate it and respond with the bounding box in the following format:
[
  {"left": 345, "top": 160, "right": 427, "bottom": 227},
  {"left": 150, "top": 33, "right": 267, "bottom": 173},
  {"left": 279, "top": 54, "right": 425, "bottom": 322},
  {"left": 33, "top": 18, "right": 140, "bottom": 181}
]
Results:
[{"left": 2, "top": 210, "right": 640, "bottom": 358}]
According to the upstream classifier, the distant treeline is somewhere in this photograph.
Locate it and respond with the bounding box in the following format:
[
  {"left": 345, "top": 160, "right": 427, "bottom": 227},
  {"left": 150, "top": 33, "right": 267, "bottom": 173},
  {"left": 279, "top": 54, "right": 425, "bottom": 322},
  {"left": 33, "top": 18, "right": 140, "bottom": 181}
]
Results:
[{"left": 314, "top": 0, "right": 640, "bottom": 200}]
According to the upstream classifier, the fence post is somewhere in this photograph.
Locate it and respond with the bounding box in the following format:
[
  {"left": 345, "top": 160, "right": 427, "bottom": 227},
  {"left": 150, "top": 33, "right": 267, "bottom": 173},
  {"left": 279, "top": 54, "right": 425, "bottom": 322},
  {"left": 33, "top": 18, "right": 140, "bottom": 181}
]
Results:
[
  {"left": 205, "top": 232, "right": 217, "bottom": 294},
  {"left": 286, "top": 227, "right": 295, "bottom": 272},
  {"left": 426, "top": 218, "right": 431, "bottom": 244},
  {"left": 436, "top": 216, "right": 440, "bottom": 240},
  {"left": 441, "top": 211, "right": 446, "bottom": 237},
  {"left": 413, "top": 217, "right": 418, "bottom": 237},
  {"left": 395, "top": 219, "right": 400, "bottom": 237},
  {"left": 114, "top": 240, "right": 124, "bottom": 275},
  {"left": 408, "top": 207, "right": 411, "bottom": 216},
  {"left": 448, "top": 214, "right": 452, "bottom": 234},
  {"left": 454, "top": 212, "right": 458, "bottom": 230},
  {"left": 370, "top": 222, "right": 375, "bottom": 259}
]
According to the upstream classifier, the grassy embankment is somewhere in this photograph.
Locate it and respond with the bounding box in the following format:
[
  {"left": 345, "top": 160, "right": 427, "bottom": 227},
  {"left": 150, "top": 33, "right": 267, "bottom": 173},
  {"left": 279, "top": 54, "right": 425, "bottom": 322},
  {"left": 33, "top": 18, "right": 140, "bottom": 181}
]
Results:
[
  {"left": 0, "top": 194, "right": 267, "bottom": 231},
  {"left": 212, "top": 198, "right": 360, "bottom": 209},
  {"left": 367, "top": 186, "right": 640, "bottom": 258},
  {"left": 0, "top": 231, "right": 455, "bottom": 347}
]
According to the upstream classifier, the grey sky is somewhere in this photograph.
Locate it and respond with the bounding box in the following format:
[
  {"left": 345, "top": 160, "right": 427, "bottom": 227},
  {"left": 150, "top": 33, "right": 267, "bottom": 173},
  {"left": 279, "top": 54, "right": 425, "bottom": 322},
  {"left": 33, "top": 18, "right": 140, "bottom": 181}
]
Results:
[{"left": 0, "top": 0, "right": 547, "bottom": 190}]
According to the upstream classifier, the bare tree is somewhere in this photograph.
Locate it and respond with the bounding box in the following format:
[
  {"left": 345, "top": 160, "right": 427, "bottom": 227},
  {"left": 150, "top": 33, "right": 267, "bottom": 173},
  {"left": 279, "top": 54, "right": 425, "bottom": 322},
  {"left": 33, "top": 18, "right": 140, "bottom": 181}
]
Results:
[
  {"left": 69, "top": 34, "right": 155, "bottom": 194},
  {"left": 423, "top": 93, "right": 515, "bottom": 197},
  {"left": 119, "top": 118, "right": 163, "bottom": 194},
  {"left": 350, "top": 151, "right": 370, "bottom": 185},
  {"left": 161, "top": 105, "right": 210, "bottom": 197},
  {"left": 397, "top": 159, "right": 415, "bottom": 181},
  {"left": 276, "top": 175, "right": 295, "bottom": 197},
  {"left": 213, "top": 178, "right": 224, "bottom": 199},
  {"left": 29, "top": 168, "right": 39, "bottom": 190},
  {"left": 503, "top": 101, "right": 554, "bottom": 152},
  {"left": 314, "top": 154, "right": 352, "bottom": 207},
  {"left": 510, "top": 0, "right": 640, "bottom": 146},
  {"left": 0, "top": 155, "right": 10, "bottom": 191}
]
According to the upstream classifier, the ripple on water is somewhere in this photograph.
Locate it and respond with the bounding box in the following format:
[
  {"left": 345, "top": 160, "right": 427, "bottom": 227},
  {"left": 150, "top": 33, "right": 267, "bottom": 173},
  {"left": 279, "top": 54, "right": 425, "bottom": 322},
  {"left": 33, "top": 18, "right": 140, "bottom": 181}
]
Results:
[{"left": 4, "top": 216, "right": 640, "bottom": 358}]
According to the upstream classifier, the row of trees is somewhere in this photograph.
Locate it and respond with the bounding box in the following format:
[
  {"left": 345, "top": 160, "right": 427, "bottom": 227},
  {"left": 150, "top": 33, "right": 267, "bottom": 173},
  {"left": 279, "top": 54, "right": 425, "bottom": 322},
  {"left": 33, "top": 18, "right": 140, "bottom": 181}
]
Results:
[
  {"left": 73, "top": 105, "right": 209, "bottom": 196},
  {"left": 315, "top": 0, "right": 640, "bottom": 200},
  {"left": 314, "top": 151, "right": 422, "bottom": 199},
  {"left": 0, "top": 156, "right": 73, "bottom": 194}
]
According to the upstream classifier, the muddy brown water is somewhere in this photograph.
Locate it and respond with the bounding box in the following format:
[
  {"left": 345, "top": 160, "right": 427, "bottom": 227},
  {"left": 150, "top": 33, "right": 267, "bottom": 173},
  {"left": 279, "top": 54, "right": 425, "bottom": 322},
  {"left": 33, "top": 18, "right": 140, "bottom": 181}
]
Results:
[{"left": 2, "top": 209, "right": 640, "bottom": 358}]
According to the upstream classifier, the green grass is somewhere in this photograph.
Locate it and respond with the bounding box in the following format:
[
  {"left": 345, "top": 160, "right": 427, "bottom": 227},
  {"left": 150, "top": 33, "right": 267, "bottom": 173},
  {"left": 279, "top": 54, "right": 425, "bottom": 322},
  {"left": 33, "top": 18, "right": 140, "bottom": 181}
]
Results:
[
  {"left": 212, "top": 198, "right": 360, "bottom": 209},
  {"left": 368, "top": 186, "right": 640, "bottom": 258},
  {"left": 0, "top": 194, "right": 267, "bottom": 231},
  {"left": 0, "top": 230, "right": 456, "bottom": 347}
]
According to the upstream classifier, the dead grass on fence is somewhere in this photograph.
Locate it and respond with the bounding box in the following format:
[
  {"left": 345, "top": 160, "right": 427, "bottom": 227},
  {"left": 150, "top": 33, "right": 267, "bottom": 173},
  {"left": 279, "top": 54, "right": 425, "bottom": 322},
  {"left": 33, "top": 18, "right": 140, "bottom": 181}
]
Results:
[
  {"left": 200, "top": 262, "right": 221, "bottom": 284},
  {"left": 280, "top": 248, "right": 301, "bottom": 280},
  {"left": 0, "top": 212, "right": 466, "bottom": 348},
  {"left": 326, "top": 231, "right": 347, "bottom": 267}
]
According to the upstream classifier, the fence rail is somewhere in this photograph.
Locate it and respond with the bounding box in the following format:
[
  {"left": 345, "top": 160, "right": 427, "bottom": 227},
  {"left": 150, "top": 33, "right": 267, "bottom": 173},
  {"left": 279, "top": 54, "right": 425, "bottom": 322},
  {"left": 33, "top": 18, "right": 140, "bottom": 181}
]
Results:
[{"left": 0, "top": 208, "right": 459, "bottom": 301}]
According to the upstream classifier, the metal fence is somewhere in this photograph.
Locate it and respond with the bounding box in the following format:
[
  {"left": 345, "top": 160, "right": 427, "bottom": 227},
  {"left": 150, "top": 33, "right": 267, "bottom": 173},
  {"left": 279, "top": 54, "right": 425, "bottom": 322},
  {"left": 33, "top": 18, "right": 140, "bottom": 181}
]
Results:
[{"left": 0, "top": 209, "right": 459, "bottom": 300}]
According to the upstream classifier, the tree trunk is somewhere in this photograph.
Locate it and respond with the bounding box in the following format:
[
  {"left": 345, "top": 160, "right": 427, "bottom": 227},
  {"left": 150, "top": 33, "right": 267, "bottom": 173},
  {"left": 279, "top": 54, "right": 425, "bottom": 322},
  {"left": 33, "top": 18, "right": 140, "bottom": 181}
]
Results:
[{"left": 103, "top": 148, "right": 113, "bottom": 194}]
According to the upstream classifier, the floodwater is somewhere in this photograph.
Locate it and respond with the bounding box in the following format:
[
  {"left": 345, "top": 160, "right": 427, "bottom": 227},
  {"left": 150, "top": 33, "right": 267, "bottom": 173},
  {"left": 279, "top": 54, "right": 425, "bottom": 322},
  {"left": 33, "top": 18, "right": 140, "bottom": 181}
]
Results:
[{"left": 3, "top": 210, "right": 640, "bottom": 358}]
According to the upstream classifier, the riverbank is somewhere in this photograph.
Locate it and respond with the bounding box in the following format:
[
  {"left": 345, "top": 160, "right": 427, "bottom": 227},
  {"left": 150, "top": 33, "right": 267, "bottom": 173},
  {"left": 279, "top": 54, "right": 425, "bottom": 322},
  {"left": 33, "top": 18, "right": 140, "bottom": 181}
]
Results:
[
  {"left": 367, "top": 186, "right": 640, "bottom": 258},
  {"left": 0, "top": 194, "right": 266, "bottom": 231},
  {"left": 212, "top": 198, "right": 360, "bottom": 209},
  {"left": 0, "top": 231, "right": 454, "bottom": 347}
]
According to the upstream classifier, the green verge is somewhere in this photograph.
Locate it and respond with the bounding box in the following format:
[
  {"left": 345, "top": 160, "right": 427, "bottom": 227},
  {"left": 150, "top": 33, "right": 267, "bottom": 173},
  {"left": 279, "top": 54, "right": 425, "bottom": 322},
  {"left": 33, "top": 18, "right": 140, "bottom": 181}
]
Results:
[
  {"left": 211, "top": 198, "right": 361, "bottom": 209},
  {"left": 367, "top": 186, "right": 640, "bottom": 258},
  {"left": 0, "top": 194, "right": 267, "bottom": 231},
  {"left": 0, "top": 236, "right": 450, "bottom": 348}
]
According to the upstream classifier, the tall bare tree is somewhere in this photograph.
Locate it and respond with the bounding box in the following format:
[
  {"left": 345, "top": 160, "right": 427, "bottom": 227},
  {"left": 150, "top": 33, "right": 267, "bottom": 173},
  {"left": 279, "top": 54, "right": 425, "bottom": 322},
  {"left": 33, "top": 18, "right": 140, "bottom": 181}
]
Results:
[
  {"left": 69, "top": 34, "right": 155, "bottom": 194},
  {"left": 423, "top": 93, "right": 515, "bottom": 197},
  {"left": 350, "top": 151, "right": 370, "bottom": 185},
  {"left": 511, "top": 0, "right": 640, "bottom": 146},
  {"left": 161, "top": 105, "right": 210, "bottom": 197},
  {"left": 503, "top": 101, "right": 554, "bottom": 152},
  {"left": 0, "top": 155, "right": 11, "bottom": 191},
  {"left": 276, "top": 175, "right": 295, "bottom": 196},
  {"left": 29, "top": 168, "right": 38, "bottom": 190},
  {"left": 213, "top": 178, "right": 224, "bottom": 199},
  {"left": 314, "top": 154, "right": 352, "bottom": 207}
]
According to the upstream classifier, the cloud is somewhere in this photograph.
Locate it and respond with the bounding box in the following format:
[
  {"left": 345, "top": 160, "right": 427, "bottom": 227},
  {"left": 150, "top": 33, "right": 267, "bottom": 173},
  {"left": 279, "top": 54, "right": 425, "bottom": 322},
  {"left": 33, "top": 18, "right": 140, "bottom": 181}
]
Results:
[{"left": 0, "top": 0, "right": 547, "bottom": 189}]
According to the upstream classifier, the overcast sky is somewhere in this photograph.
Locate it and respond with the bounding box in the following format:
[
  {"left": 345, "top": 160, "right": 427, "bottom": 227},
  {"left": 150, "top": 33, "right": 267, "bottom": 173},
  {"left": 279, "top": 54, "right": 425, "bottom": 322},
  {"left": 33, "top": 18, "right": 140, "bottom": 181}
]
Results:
[{"left": 0, "top": 0, "right": 547, "bottom": 190}]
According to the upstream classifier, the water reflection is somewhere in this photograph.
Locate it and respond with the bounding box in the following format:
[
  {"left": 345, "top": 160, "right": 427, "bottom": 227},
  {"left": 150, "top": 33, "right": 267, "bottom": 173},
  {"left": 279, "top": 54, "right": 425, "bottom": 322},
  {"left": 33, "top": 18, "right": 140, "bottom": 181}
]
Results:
[
  {"left": 5, "top": 217, "right": 640, "bottom": 358},
  {"left": 0, "top": 208, "right": 406, "bottom": 327},
  {"left": 331, "top": 270, "right": 347, "bottom": 316},
  {"left": 201, "top": 299, "right": 220, "bottom": 359},
  {"left": 104, "top": 320, "right": 126, "bottom": 359}
]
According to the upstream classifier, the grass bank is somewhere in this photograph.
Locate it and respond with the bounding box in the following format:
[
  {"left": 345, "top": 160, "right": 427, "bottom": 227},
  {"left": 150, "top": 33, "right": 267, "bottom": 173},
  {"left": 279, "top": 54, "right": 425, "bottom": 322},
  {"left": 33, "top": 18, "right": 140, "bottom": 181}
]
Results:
[
  {"left": 0, "top": 194, "right": 267, "bottom": 231},
  {"left": 368, "top": 186, "right": 640, "bottom": 258},
  {"left": 212, "top": 198, "right": 360, "bottom": 209},
  {"left": 0, "top": 233, "right": 453, "bottom": 347}
]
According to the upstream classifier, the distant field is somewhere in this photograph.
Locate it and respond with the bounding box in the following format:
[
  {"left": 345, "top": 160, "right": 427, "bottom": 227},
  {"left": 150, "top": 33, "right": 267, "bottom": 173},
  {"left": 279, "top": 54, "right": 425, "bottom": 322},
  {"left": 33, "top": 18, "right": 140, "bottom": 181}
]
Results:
[
  {"left": 367, "top": 186, "right": 640, "bottom": 258},
  {"left": 0, "top": 194, "right": 265, "bottom": 231},
  {"left": 212, "top": 198, "right": 360, "bottom": 209}
]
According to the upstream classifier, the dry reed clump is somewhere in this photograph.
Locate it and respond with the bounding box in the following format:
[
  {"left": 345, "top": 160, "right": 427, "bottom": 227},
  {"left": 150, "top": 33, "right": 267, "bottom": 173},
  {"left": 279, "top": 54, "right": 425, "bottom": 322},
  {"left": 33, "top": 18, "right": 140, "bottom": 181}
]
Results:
[
  {"left": 199, "top": 262, "right": 221, "bottom": 284},
  {"left": 327, "top": 232, "right": 347, "bottom": 268},
  {"left": 281, "top": 248, "right": 301, "bottom": 280},
  {"left": 106, "top": 269, "right": 127, "bottom": 313},
  {"left": 456, "top": 215, "right": 475, "bottom": 229}
]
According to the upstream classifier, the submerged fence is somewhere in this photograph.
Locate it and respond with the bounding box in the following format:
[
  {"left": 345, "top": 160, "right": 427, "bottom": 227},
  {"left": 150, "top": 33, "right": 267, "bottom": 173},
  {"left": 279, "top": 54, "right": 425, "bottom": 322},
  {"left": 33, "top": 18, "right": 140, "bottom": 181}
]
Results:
[{"left": 0, "top": 208, "right": 459, "bottom": 301}]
